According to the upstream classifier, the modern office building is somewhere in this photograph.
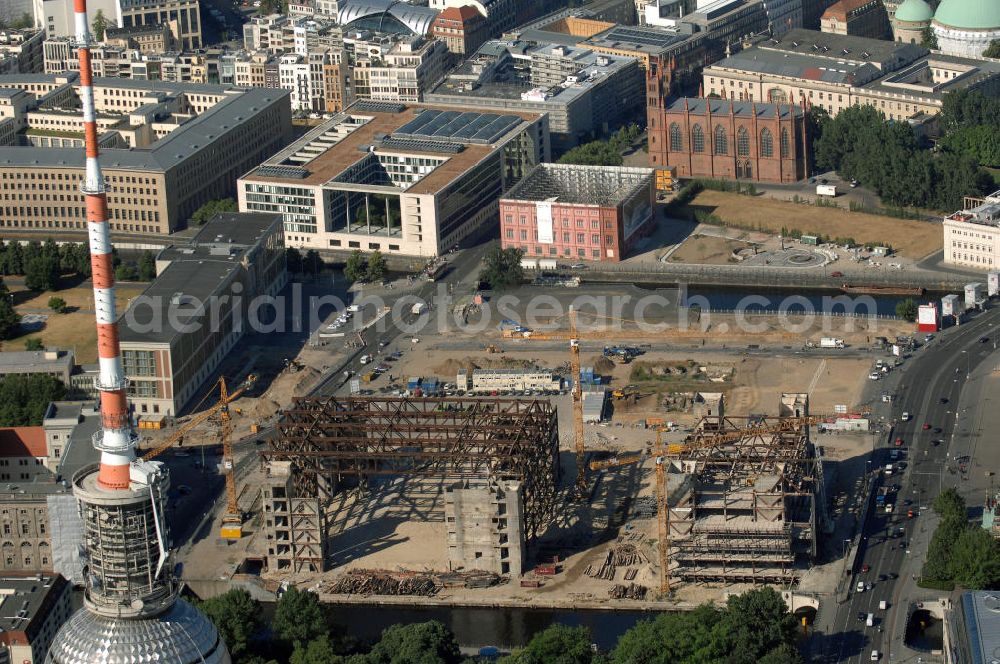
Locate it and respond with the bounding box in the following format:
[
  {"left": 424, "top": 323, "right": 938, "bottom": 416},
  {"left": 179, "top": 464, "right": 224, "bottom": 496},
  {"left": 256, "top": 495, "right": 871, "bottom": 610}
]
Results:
[
  {"left": 338, "top": 0, "right": 440, "bottom": 36},
  {"left": 118, "top": 212, "right": 287, "bottom": 417},
  {"left": 820, "top": 0, "right": 890, "bottom": 38},
  {"left": 943, "top": 190, "right": 1000, "bottom": 270},
  {"left": 239, "top": 101, "right": 549, "bottom": 257},
  {"left": 499, "top": 163, "right": 655, "bottom": 261},
  {"left": 350, "top": 35, "right": 450, "bottom": 103},
  {"left": 0, "top": 574, "right": 72, "bottom": 664},
  {"left": 425, "top": 40, "right": 643, "bottom": 152},
  {"left": 0, "top": 73, "right": 292, "bottom": 236},
  {"left": 649, "top": 97, "right": 810, "bottom": 182},
  {"left": 118, "top": 0, "right": 201, "bottom": 49},
  {"left": 702, "top": 29, "right": 1000, "bottom": 119}
]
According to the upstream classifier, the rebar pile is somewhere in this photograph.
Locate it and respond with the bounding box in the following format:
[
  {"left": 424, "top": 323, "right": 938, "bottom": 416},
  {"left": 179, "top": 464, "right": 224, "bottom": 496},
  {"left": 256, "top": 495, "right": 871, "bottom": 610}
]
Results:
[
  {"left": 630, "top": 496, "right": 658, "bottom": 519},
  {"left": 325, "top": 572, "right": 437, "bottom": 596},
  {"left": 609, "top": 583, "right": 647, "bottom": 600},
  {"left": 584, "top": 551, "right": 616, "bottom": 580},
  {"left": 610, "top": 544, "right": 646, "bottom": 566}
]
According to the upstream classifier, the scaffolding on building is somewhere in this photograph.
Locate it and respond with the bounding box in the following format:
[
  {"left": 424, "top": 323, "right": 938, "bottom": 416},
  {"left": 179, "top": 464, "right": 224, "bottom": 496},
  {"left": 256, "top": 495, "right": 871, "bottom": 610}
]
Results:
[
  {"left": 263, "top": 396, "right": 561, "bottom": 556},
  {"left": 665, "top": 412, "right": 819, "bottom": 585}
]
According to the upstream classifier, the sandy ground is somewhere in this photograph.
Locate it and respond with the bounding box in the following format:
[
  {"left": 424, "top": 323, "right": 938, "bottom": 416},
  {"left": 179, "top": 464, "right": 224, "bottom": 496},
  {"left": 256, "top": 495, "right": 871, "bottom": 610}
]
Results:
[
  {"left": 3, "top": 283, "right": 146, "bottom": 362},
  {"left": 666, "top": 234, "right": 749, "bottom": 265},
  {"left": 689, "top": 190, "right": 942, "bottom": 259},
  {"left": 179, "top": 323, "right": 884, "bottom": 608}
]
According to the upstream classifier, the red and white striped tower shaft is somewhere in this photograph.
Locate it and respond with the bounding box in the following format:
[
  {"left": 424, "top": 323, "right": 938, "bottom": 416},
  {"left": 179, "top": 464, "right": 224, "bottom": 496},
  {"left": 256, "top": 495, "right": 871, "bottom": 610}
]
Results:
[{"left": 75, "top": 0, "right": 135, "bottom": 491}]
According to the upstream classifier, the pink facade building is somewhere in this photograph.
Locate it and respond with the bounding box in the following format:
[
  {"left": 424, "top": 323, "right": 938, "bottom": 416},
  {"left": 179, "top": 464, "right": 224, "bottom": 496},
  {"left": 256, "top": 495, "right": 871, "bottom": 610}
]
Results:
[{"left": 499, "top": 163, "right": 655, "bottom": 263}]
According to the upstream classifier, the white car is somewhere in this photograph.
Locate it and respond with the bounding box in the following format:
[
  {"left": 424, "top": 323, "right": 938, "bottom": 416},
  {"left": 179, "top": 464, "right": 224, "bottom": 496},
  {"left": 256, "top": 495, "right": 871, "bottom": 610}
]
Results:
[
  {"left": 871, "top": 650, "right": 880, "bottom": 661},
  {"left": 857, "top": 581, "right": 866, "bottom": 593},
  {"left": 901, "top": 412, "right": 910, "bottom": 421},
  {"left": 869, "top": 372, "right": 881, "bottom": 381}
]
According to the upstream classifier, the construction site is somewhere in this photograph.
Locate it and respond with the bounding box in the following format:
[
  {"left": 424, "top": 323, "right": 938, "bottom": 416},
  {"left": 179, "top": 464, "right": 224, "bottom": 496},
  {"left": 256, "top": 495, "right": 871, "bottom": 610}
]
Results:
[{"left": 163, "top": 291, "right": 886, "bottom": 608}]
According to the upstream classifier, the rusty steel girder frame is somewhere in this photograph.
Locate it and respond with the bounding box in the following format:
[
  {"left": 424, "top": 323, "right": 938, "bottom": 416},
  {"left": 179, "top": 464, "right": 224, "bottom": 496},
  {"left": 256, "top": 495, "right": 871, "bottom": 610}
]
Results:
[
  {"left": 667, "top": 416, "right": 819, "bottom": 584},
  {"left": 263, "top": 396, "right": 560, "bottom": 541}
]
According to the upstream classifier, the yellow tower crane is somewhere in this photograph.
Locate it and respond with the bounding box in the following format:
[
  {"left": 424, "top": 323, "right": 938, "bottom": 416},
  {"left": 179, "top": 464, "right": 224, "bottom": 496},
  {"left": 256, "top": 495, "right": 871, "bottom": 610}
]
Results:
[{"left": 142, "top": 374, "right": 257, "bottom": 539}]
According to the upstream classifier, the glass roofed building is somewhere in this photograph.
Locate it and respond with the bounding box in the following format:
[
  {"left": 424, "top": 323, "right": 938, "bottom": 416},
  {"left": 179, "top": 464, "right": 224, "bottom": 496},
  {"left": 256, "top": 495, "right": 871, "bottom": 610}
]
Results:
[
  {"left": 338, "top": 0, "right": 440, "bottom": 35},
  {"left": 238, "top": 101, "right": 550, "bottom": 257}
]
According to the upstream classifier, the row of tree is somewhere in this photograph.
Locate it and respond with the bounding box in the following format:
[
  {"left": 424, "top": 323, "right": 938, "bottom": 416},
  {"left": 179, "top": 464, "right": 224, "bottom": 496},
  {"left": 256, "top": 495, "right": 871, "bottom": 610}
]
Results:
[
  {"left": 196, "top": 586, "right": 803, "bottom": 664},
  {"left": 939, "top": 89, "right": 1000, "bottom": 169},
  {"left": 0, "top": 240, "right": 157, "bottom": 288},
  {"left": 557, "top": 124, "right": 643, "bottom": 167},
  {"left": 0, "top": 374, "right": 66, "bottom": 427},
  {"left": 921, "top": 488, "right": 1000, "bottom": 590},
  {"left": 813, "top": 105, "right": 994, "bottom": 211},
  {"left": 344, "top": 250, "right": 387, "bottom": 283}
]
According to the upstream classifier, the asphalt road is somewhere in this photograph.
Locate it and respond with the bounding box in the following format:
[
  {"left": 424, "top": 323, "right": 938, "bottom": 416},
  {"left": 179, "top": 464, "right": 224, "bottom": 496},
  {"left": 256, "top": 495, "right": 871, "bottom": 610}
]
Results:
[{"left": 816, "top": 306, "right": 1000, "bottom": 663}]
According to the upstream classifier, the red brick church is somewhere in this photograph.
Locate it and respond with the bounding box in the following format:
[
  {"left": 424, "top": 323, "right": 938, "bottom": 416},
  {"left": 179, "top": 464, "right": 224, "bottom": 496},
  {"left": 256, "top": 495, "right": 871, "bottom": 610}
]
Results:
[{"left": 646, "top": 59, "right": 811, "bottom": 183}]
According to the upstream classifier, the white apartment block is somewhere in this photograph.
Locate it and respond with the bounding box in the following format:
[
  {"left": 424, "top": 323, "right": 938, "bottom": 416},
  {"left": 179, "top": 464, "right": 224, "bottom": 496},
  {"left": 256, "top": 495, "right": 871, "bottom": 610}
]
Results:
[
  {"left": 943, "top": 190, "right": 1000, "bottom": 270},
  {"left": 352, "top": 35, "right": 448, "bottom": 103},
  {"left": 278, "top": 51, "right": 327, "bottom": 111}
]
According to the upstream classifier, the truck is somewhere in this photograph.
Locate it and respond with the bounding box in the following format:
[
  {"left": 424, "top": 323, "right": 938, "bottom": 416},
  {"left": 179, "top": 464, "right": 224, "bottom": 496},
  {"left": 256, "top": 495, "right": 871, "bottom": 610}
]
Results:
[
  {"left": 875, "top": 487, "right": 889, "bottom": 506},
  {"left": 411, "top": 302, "right": 427, "bottom": 315},
  {"left": 820, "top": 337, "right": 845, "bottom": 349},
  {"left": 817, "top": 184, "right": 837, "bottom": 197}
]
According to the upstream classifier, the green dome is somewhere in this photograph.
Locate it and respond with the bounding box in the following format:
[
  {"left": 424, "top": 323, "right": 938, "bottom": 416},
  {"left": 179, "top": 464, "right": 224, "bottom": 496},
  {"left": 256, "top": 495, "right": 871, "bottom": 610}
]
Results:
[
  {"left": 894, "top": 0, "right": 933, "bottom": 23},
  {"left": 933, "top": 0, "right": 1000, "bottom": 29}
]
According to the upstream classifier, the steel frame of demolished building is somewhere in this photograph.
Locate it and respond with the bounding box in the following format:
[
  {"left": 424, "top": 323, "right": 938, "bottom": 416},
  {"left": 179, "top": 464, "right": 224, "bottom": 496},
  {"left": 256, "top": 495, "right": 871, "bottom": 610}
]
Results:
[
  {"left": 666, "top": 414, "right": 819, "bottom": 585},
  {"left": 263, "top": 396, "right": 561, "bottom": 549}
]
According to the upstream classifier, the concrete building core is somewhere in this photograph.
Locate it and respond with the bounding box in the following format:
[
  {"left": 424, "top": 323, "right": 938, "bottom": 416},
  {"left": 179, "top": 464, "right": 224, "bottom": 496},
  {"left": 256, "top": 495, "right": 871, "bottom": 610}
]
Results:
[
  {"left": 262, "top": 461, "right": 327, "bottom": 574},
  {"left": 445, "top": 479, "right": 525, "bottom": 577}
]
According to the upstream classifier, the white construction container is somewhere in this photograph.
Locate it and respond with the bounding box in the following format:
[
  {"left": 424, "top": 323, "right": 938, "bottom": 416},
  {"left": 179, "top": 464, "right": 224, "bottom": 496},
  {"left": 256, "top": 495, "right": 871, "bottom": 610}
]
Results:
[{"left": 816, "top": 184, "right": 837, "bottom": 197}]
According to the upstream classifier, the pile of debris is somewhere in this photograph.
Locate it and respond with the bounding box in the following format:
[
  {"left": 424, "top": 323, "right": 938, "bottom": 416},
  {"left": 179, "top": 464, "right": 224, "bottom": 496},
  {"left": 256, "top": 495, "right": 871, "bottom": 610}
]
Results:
[
  {"left": 609, "top": 583, "right": 647, "bottom": 600},
  {"left": 630, "top": 496, "right": 657, "bottom": 520},
  {"left": 322, "top": 570, "right": 437, "bottom": 597}
]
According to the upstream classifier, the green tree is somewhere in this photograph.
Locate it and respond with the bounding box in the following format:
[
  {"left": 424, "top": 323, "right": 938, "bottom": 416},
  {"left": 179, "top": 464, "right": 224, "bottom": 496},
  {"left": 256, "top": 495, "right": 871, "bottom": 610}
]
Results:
[
  {"left": 611, "top": 605, "right": 725, "bottom": 664},
  {"left": 478, "top": 244, "right": 524, "bottom": 291},
  {"left": 290, "top": 635, "right": 343, "bottom": 664},
  {"left": 985, "top": 40, "right": 1000, "bottom": 59},
  {"left": 286, "top": 247, "right": 303, "bottom": 274},
  {"left": 47, "top": 297, "right": 67, "bottom": 314},
  {"left": 756, "top": 644, "right": 805, "bottom": 664},
  {"left": 138, "top": 251, "right": 157, "bottom": 281},
  {"left": 922, "top": 514, "right": 967, "bottom": 582},
  {"left": 366, "top": 251, "right": 386, "bottom": 282},
  {"left": 501, "top": 624, "right": 602, "bottom": 664},
  {"left": 920, "top": 26, "right": 938, "bottom": 49},
  {"left": 91, "top": 9, "right": 109, "bottom": 40},
  {"left": 305, "top": 249, "right": 323, "bottom": 276},
  {"left": 718, "top": 587, "right": 798, "bottom": 664},
  {"left": 367, "top": 621, "right": 462, "bottom": 664},
  {"left": 191, "top": 198, "right": 237, "bottom": 226},
  {"left": 932, "top": 487, "right": 967, "bottom": 521},
  {"left": 344, "top": 250, "right": 367, "bottom": 283},
  {"left": 950, "top": 527, "right": 1000, "bottom": 589},
  {"left": 896, "top": 298, "right": 918, "bottom": 322},
  {"left": 24, "top": 338, "right": 43, "bottom": 351},
  {"left": 0, "top": 279, "right": 20, "bottom": 340},
  {"left": 115, "top": 262, "right": 139, "bottom": 282},
  {"left": 273, "top": 587, "right": 328, "bottom": 650},
  {"left": 196, "top": 589, "right": 261, "bottom": 661},
  {"left": 24, "top": 256, "right": 61, "bottom": 292},
  {"left": 0, "top": 374, "right": 66, "bottom": 425},
  {"left": 558, "top": 140, "right": 624, "bottom": 166}
]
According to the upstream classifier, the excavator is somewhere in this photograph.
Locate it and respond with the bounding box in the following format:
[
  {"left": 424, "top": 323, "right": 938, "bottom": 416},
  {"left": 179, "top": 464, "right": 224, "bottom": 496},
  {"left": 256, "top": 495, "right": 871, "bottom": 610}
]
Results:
[{"left": 142, "top": 374, "right": 257, "bottom": 539}]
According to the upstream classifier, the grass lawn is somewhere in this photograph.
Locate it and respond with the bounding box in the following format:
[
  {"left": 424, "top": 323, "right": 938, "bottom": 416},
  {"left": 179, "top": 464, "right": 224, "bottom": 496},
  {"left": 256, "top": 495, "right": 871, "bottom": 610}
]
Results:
[
  {"left": 4, "top": 283, "right": 147, "bottom": 363},
  {"left": 689, "top": 190, "right": 943, "bottom": 258}
]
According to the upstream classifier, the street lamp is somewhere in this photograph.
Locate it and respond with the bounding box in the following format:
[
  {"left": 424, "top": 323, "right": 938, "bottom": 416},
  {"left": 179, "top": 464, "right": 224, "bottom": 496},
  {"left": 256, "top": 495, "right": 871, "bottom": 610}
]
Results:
[{"left": 962, "top": 349, "right": 970, "bottom": 378}]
